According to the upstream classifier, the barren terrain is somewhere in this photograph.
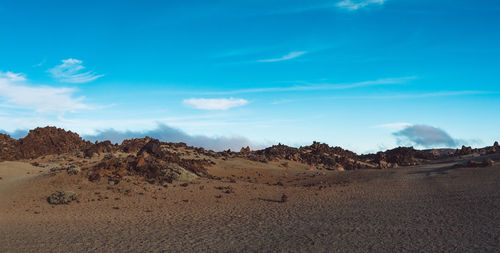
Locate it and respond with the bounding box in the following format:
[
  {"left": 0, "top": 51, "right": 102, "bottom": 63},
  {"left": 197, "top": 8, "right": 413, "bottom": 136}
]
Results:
[
  {"left": 1, "top": 155, "right": 499, "bottom": 252},
  {"left": 0, "top": 127, "right": 499, "bottom": 252}
]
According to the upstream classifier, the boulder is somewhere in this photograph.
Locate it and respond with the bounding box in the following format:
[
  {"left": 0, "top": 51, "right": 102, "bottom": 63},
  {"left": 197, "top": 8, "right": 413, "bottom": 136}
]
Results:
[{"left": 47, "top": 190, "right": 77, "bottom": 205}]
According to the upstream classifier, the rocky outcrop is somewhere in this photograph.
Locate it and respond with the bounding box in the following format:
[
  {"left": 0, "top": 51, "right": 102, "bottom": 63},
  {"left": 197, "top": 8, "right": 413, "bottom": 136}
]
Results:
[
  {"left": 243, "top": 142, "right": 362, "bottom": 170},
  {"left": 84, "top": 141, "right": 116, "bottom": 158},
  {"left": 87, "top": 139, "right": 209, "bottom": 185},
  {"left": 240, "top": 146, "right": 251, "bottom": 154},
  {"left": 0, "top": 133, "right": 17, "bottom": 161},
  {"left": 456, "top": 145, "right": 474, "bottom": 156},
  {"left": 0, "top": 127, "right": 92, "bottom": 161},
  {"left": 373, "top": 147, "right": 438, "bottom": 166},
  {"left": 120, "top": 138, "right": 152, "bottom": 153},
  {"left": 488, "top": 141, "right": 499, "bottom": 154},
  {"left": 132, "top": 139, "right": 208, "bottom": 182},
  {"left": 16, "top": 127, "right": 91, "bottom": 159}
]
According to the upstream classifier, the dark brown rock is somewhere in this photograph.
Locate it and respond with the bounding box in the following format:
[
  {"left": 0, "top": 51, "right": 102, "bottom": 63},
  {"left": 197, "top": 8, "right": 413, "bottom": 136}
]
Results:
[{"left": 16, "top": 127, "right": 90, "bottom": 159}]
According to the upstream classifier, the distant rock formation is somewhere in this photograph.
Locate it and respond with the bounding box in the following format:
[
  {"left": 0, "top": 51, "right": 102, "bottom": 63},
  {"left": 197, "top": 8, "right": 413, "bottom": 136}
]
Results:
[{"left": 1, "top": 126, "right": 498, "bottom": 186}]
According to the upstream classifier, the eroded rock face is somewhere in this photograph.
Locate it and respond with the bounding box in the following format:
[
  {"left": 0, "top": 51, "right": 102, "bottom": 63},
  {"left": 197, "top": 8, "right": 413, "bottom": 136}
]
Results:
[{"left": 47, "top": 191, "right": 77, "bottom": 205}]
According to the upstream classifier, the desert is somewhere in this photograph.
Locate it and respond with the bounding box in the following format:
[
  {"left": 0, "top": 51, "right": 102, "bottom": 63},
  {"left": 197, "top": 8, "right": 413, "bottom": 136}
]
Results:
[
  {"left": 1, "top": 127, "right": 499, "bottom": 252},
  {"left": 2, "top": 1, "right": 500, "bottom": 252}
]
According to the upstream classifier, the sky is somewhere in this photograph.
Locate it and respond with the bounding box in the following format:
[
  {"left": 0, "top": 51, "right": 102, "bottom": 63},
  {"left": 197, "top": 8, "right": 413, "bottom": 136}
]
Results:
[{"left": 0, "top": 0, "right": 499, "bottom": 153}]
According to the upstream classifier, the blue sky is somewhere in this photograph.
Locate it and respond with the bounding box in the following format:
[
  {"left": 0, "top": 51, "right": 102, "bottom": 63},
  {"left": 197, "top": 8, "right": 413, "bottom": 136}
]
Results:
[{"left": 0, "top": 0, "right": 499, "bottom": 153}]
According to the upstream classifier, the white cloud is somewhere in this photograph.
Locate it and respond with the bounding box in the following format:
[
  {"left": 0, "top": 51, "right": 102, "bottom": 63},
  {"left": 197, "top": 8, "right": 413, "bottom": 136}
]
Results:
[
  {"left": 257, "top": 51, "right": 307, "bottom": 63},
  {"left": 0, "top": 71, "right": 26, "bottom": 81},
  {"left": 48, "top": 58, "right": 103, "bottom": 83},
  {"left": 183, "top": 98, "right": 249, "bottom": 110},
  {"left": 0, "top": 72, "right": 88, "bottom": 113},
  {"left": 337, "top": 0, "right": 385, "bottom": 10}
]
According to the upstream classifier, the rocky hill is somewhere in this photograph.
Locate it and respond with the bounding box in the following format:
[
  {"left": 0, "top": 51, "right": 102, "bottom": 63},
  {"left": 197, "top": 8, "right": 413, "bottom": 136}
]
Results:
[
  {"left": 1, "top": 126, "right": 499, "bottom": 185},
  {"left": 1, "top": 127, "right": 91, "bottom": 161}
]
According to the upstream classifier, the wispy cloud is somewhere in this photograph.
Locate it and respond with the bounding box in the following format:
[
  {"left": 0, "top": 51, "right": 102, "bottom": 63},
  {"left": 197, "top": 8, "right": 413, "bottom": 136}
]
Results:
[
  {"left": 257, "top": 51, "right": 307, "bottom": 63},
  {"left": 271, "top": 90, "right": 490, "bottom": 104},
  {"left": 0, "top": 71, "right": 88, "bottom": 113},
  {"left": 337, "top": 0, "right": 386, "bottom": 11},
  {"left": 0, "top": 71, "right": 26, "bottom": 81},
  {"left": 262, "top": 0, "right": 384, "bottom": 15},
  {"left": 196, "top": 76, "right": 415, "bottom": 95},
  {"left": 49, "top": 58, "right": 104, "bottom": 83},
  {"left": 183, "top": 98, "right": 249, "bottom": 110}
]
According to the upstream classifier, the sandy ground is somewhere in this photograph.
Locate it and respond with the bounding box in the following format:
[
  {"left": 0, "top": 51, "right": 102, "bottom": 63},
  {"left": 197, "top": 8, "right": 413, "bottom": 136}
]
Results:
[{"left": 1, "top": 157, "right": 499, "bottom": 252}]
